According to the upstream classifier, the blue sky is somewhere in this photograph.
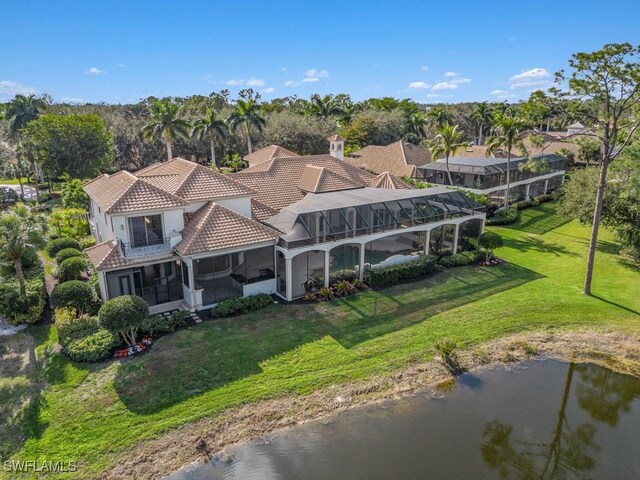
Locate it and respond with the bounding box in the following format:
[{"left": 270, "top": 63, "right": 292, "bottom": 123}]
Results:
[{"left": 2, "top": 0, "right": 640, "bottom": 104}]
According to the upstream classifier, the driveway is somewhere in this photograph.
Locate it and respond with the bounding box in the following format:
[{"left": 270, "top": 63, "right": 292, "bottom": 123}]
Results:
[{"left": 0, "top": 184, "right": 38, "bottom": 201}]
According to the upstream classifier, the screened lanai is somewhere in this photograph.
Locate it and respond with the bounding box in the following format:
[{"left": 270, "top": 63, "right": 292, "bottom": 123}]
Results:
[
  {"left": 416, "top": 154, "right": 565, "bottom": 190},
  {"left": 265, "top": 187, "right": 485, "bottom": 249}
]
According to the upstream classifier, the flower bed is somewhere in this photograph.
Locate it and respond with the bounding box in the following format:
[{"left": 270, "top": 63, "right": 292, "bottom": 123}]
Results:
[
  {"left": 304, "top": 279, "right": 367, "bottom": 302},
  {"left": 479, "top": 258, "right": 505, "bottom": 267},
  {"left": 113, "top": 336, "right": 152, "bottom": 358}
]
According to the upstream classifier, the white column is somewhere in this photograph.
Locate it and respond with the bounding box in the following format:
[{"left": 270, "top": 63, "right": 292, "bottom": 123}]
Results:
[
  {"left": 452, "top": 224, "right": 460, "bottom": 255},
  {"left": 481, "top": 218, "right": 486, "bottom": 235},
  {"left": 188, "top": 260, "right": 196, "bottom": 308},
  {"left": 324, "top": 250, "right": 330, "bottom": 288},
  {"left": 543, "top": 179, "right": 549, "bottom": 194},
  {"left": 97, "top": 271, "right": 108, "bottom": 301},
  {"left": 525, "top": 183, "right": 531, "bottom": 200},
  {"left": 358, "top": 243, "right": 366, "bottom": 280},
  {"left": 424, "top": 230, "right": 431, "bottom": 256},
  {"left": 285, "top": 257, "right": 292, "bottom": 301}
]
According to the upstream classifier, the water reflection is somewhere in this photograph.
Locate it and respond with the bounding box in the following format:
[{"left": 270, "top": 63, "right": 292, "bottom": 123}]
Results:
[{"left": 481, "top": 363, "right": 640, "bottom": 479}]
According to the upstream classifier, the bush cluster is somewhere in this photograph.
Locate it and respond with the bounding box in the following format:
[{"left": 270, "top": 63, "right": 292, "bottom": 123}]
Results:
[
  {"left": 534, "top": 194, "right": 554, "bottom": 203},
  {"left": 46, "top": 237, "right": 81, "bottom": 258},
  {"left": 79, "top": 236, "right": 96, "bottom": 249},
  {"left": 364, "top": 255, "right": 437, "bottom": 288},
  {"left": 57, "top": 314, "right": 117, "bottom": 362},
  {"left": 57, "top": 256, "right": 87, "bottom": 281},
  {"left": 486, "top": 207, "right": 520, "bottom": 226},
  {"left": 51, "top": 280, "right": 97, "bottom": 314},
  {"left": 437, "top": 250, "right": 484, "bottom": 268},
  {"left": 141, "top": 310, "right": 190, "bottom": 335},
  {"left": 55, "top": 247, "right": 82, "bottom": 265},
  {"left": 211, "top": 293, "right": 273, "bottom": 318},
  {"left": 513, "top": 198, "right": 540, "bottom": 210},
  {"left": 0, "top": 262, "right": 46, "bottom": 325}
]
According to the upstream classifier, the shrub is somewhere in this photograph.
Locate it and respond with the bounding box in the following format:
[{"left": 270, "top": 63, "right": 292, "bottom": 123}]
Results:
[
  {"left": 211, "top": 293, "right": 273, "bottom": 318},
  {"left": 434, "top": 339, "right": 466, "bottom": 375},
  {"left": 317, "top": 287, "right": 334, "bottom": 301},
  {"left": 478, "top": 231, "right": 504, "bottom": 262},
  {"left": 58, "top": 316, "right": 117, "bottom": 363},
  {"left": 438, "top": 250, "right": 483, "bottom": 268},
  {"left": 328, "top": 270, "right": 357, "bottom": 284},
  {"left": 99, "top": 295, "right": 149, "bottom": 346},
  {"left": 78, "top": 235, "right": 97, "bottom": 249},
  {"left": 333, "top": 280, "right": 352, "bottom": 296},
  {"left": 513, "top": 198, "right": 540, "bottom": 210},
  {"left": 141, "top": 310, "right": 190, "bottom": 335},
  {"left": 46, "top": 237, "right": 81, "bottom": 258},
  {"left": 55, "top": 247, "right": 82, "bottom": 265},
  {"left": 51, "top": 280, "right": 96, "bottom": 314},
  {"left": 486, "top": 207, "right": 519, "bottom": 226},
  {"left": 53, "top": 307, "right": 78, "bottom": 327},
  {"left": 57, "top": 256, "right": 87, "bottom": 281},
  {"left": 0, "top": 263, "right": 46, "bottom": 325},
  {"left": 364, "top": 255, "right": 437, "bottom": 288},
  {"left": 534, "top": 194, "right": 554, "bottom": 203}
]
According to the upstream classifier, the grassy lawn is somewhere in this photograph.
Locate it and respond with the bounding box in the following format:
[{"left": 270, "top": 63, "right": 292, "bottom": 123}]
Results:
[{"left": 1, "top": 202, "right": 639, "bottom": 478}]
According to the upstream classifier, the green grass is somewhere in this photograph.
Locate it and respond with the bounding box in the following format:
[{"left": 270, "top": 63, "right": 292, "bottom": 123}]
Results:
[
  {"left": 1, "top": 202, "right": 639, "bottom": 478},
  {"left": 0, "top": 177, "right": 29, "bottom": 185}
]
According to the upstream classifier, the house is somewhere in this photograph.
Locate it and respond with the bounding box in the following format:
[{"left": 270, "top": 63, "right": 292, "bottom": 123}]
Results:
[
  {"left": 243, "top": 144, "right": 298, "bottom": 168},
  {"left": 347, "top": 140, "right": 432, "bottom": 177},
  {"left": 84, "top": 136, "right": 486, "bottom": 311},
  {"left": 415, "top": 154, "right": 566, "bottom": 204}
]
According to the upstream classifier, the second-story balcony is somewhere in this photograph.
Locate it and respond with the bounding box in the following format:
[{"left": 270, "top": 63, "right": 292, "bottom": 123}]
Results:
[{"left": 120, "top": 238, "right": 173, "bottom": 258}]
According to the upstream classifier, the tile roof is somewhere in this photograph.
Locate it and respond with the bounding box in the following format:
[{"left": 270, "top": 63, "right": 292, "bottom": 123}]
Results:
[
  {"left": 327, "top": 134, "right": 346, "bottom": 141},
  {"left": 243, "top": 144, "right": 298, "bottom": 166},
  {"left": 348, "top": 140, "right": 431, "bottom": 177},
  {"left": 251, "top": 199, "right": 279, "bottom": 223},
  {"left": 84, "top": 170, "right": 189, "bottom": 214},
  {"left": 298, "top": 164, "right": 364, "bottom": 193},
  {"left": 371, "top": 172, "right": 413, "bottom": 190},
  {"left": 175, "top": 202, "right": 279, "bottom": 256},
  {"left": 135, "top": 157, "right": 254, "bottom": 201},
  {"left": 84, "top": 240, "right": 174, "bottom": 270},
  {"left": 230, "top": 154, "right": 391, "bottom": 211}
]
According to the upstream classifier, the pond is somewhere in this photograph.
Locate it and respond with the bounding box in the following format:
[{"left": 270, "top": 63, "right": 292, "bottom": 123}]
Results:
[{"left": 166, "top": 360, "right": 640, "bottom": 479}]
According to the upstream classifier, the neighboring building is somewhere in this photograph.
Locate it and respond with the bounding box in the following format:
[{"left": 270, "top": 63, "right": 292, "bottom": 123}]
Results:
[
  {"left": 416, "top": 154, "right": 566, "bottom": 204},
  {"left": 243, "top": 144, "right": 298, "bottom": 168},
  {"left": 347, "top": 140, "right": 432, "bottom": 177},
  {"left": 84, "top": 136, "right": 486, "bottom": 310}
]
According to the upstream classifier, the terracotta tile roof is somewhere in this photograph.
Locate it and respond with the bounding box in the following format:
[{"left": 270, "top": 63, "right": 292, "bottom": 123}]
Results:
[
  {"left": 84, "top": 240, "right": 174, "bottom": 270},
  {"left": 135, "top": 157, "right": 254, "bottom": 201},
  {"left": 348, "top": 141, "right": 431, "bottom": 177},
  {"left": 298, "top": 164, "right": 364, "bottom": 193},
  {"left": 84, "top": 170, "right": 189, "bottom": 214},
  {"left": 230, "top": 155, "right": 383, "bottom": 211},
  {"left": 243, "top": 144, "right": 298, "bottom": 166},
  {"left": 175, "top": 202, "right": 278, "bottom": 256},
  {"left": 327, "top": 134, "right": 346, "bottom": 141},
  {"left": 371, "top": 172, "right": 413, "bottom": 190},
  {"left": 251, "top": 199, "right": 278, "bottom": 223}
]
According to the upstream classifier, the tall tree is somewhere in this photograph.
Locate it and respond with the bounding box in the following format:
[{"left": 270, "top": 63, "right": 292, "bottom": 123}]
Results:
[
  {"left": 407, "top": 111, "right": 428, "bottom": 141},
  {"left": 192, "top": 108, "right": 227, "bottom": 169},
  {"left": 485, "top": 112, "right": 527, "bottom": 209},
  {"left": 552, "top": 43, "right": 640, "bottom": 295},
  {"left": 142, "top": 99, "right": 191, "bottom": 160},
  {"left": 227, "top": 98, "right": 266, "bottom": 154},
  {"left": 426, "top": 106, "right": 453, "bottom": 129},
  {"left": 429, "top": 123, "right": 467, "bottom": 186},
  {"left": 471, "top": 102, "right": 492, "bottom": 145},
  {"left": 306, "top": 94, "right": 344, "bottom": 119},
  {"left": 0, "top": 204, "right": 47, "bottom": 295}
]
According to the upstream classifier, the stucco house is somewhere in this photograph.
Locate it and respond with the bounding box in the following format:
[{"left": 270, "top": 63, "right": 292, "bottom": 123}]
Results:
[{"left": 84, "top": 136, "right": 486, "bottom": 312}]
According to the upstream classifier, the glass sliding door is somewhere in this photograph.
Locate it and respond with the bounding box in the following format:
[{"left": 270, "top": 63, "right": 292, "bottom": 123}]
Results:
[{"left": 128, "top": 214, "right": 164, "bottom": 248}]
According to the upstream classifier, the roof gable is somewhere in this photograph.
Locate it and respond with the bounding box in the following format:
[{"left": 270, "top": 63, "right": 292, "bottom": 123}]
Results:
[
  {"left": 243, "top": 144, "right": 298, "bottom": 163},
  {"left": 298, "top": 164, "right": 364, "bottom": 193}
]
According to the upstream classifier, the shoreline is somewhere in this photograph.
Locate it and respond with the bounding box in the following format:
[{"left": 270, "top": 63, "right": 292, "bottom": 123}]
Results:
[{"left": 96, "top": 328, "right": 640, "bottom": 480}]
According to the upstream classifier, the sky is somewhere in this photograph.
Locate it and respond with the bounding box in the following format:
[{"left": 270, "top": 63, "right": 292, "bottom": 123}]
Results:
[{"left": 2, "top": 0, "right": 640, "bottom": 105}]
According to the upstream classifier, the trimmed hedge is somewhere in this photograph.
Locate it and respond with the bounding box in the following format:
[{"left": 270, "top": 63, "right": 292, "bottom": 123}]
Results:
[
  {"left": 534, "top": 194, "right": 554, "bottom": 203},
  {"left": 211, "top": 293, "right": 273, "bottom": 318},
  {"left": 141, "top": 310, "right": 190, "bottom": 335},
  {"left": 57, "top": 316, "right": 117, "bottom": 362},
  {"left": 328, "top": 270, "right": 357, "bottom": 284},
  {"left": 55, "top": 247, "right": 82, "bottom": 265},
  {"left": 0, "top": 262, "right": 46, "bottom": 325},
  {"left": 437, "top": 250, "right": 484, "bottom": 268},
  {"left": 46, "top": 237, "right": 81, "bottom": 258},
  {"left": 364, "top": 255, "right": 437, "bottom": 288},
  {"left": 57, "top": 256, "right": 87, "bottom": 281},
  {"left": 513, "top": 198, "right": 540, "bottom": 210},
  {"left": 51, "top": 280, "right": 97, "bottom": 314},
  {"left": 486, "top": 207, "right": 519, "bottom": 226}
]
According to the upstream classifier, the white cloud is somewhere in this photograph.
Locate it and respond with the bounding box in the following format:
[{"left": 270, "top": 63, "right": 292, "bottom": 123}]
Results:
[
  {"left": 86, "top": 67, "right": 106, "bottom": 75},
  {"left": 420, "top": 66, "right": 429, "bottom": 71},
  {"left": 304, "top": 68, "right": 329, "bottom": 78},
  {"left": 226, "top": 79, "right": 244, "bottom": 86},
  {"left": 284, "top": 80, "right": 300, "bottom": 87},
  {"left": 509, "top": 79, "right": 549, "bottom": 90},
  {"left": 302, "top": 77, "right": 319, "bottom": 83},
  {"left": 117, "top": 63, "right": 126, "bottom": 68},
  {"left": 432, "top": 82, "right": 458, "bottom": 91},
  {"left": 408, "top": 81, "right": 431, "bottom": 90},
  {"left": 426, "top": 93, "right": 441, "bottom": 98},
  {"left": 509, "top": 67, "right": 550, "bottom": 82},
  {"left": 491, "top": 89, "right": 518, "bottom": 98},
  {"left": 246, "top": 78, "right": 265, "bottom": 87},
  {"left": 444, "top": 71, "right": 458, "bottom": 78},
  {"left": 0, "top": 80, "right": 38, "bottom": 98},
  {"left": 261, "top": 87, "right": 275, "bottom": 94},
  {"left": 450, "top": 77, "right": 471, "bottom": 85}
]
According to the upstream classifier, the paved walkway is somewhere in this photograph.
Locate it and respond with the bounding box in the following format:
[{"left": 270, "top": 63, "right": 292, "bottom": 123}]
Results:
[
  {"left": 0, "top": 184, "right": 38, "bottom": 201},
  {"left": 0, "top": 317, "right": 27, "bottom": 336}
]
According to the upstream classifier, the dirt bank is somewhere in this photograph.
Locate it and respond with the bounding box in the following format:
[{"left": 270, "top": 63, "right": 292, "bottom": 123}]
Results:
[{"left": 98, "top": 329, "right": 640, "bottom": 480}]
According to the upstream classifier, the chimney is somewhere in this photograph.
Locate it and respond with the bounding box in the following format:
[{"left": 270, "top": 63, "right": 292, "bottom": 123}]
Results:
[{"left": 327, "top": 134, "right": 345, "bottom": 160}]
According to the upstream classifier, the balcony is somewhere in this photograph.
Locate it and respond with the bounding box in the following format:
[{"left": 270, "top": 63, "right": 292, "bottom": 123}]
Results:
[{"left": 120, "top": 238, "right": 173, "bottom": 258}]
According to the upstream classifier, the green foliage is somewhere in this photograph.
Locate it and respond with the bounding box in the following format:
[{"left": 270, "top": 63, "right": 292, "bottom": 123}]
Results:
[
  {"left": 259, "top": 111, "right": 334, "bottom": 155},
  {"left": 364, "top": 256, "right": 437, "bottom": 288},
  {"left": 46, "top": 237, "right": 81, "bottom": 258},
  {"left": 401, "top": 177, "right": 433, "bottom": 189},
  {"left": 60, "top": 176, "right": 89, "bottom": 208},
  {"left": 55, "top": 247, "right": 82, "bottom": 265},
  {"left": 141, "top": 310, "right": 190, "bottom": 335},
  {"left": 434, "top": 339, "right": 466, "bottom": 375},
  {"left": 22, "top": 113, "right": 114, "bottom": 178},
  {"left": 437, "top": 250, "right": 484, "bottom": 268},
  {"left": 328, "top": 270, "right": 357, "bottom": 285},
  {"left": 98, "top": 295, "right": 149, "bottom": 346},
  {"left": 49, "top": 208, "right": 89, "bottom": 239},
  {"left": 57, "top": 316, "right": 117, "bottom": 363},
  {"left": 513, "top": 198, "right": 541, "bottom": 210},
  {"left": 486, "top": 207, "right": 519, "bottom": 226},
  {"left": 0, "top": 263, "right": 45, "bottom": 325},
  {"left": 338, "top": 109, "right": 407, "bottom": 147},
  {"left": 458, "top": 190, "right": 490, "bottom": 207},
  {"left": 78, "top": 235, "right": 96, "bottom": 249},
  {"left": 574, "top": 136, "right": 601, "bottom": 165},
  {"left": 57, "top": 256, "right": 87, "bottom": 281},
  {"left": 317, "top": 287, "right": 334, "bottom": 300},
  {"left": 50, "top": 280, "right": 96, "bottom": 314},
  {"left": 211, "top": 294, "right": 273, "bottom": 318},
  {"left": 53, "top": 308, "right": 78, "bottom": 327},
  {"left": 478, "top": 232, "right": 504, "bottom": 261}
]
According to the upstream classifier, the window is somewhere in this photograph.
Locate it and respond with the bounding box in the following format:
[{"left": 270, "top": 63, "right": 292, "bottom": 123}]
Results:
[{"left": 128, "top": 214, "right": 163, "bottom": 248}]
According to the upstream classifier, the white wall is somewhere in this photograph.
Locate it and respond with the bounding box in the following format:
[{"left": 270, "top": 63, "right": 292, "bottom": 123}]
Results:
[
  {"left": 217, "top": 196, "right": 252, "bottom": 217},
  {"left": 89, "top": 198, "right": 113, "bottom": 243}
]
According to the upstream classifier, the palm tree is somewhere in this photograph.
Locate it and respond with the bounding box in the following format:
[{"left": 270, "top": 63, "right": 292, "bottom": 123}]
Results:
[
  {"left": 142, "top": 99, "right": 191, "bottom": 160},
  {"left": 485, "top": 112, "right": 527, "bottom": 209},
  {"left": 408, "top": 112, "right": 428, "bottom": 141},
  {"left": 192, "top": 108, "right": 227, "bottom": 169},
  {"left": 3, "top": 94, "right": 48, "bottom": 202},
  {"left": 429, "top": 123, "right": 467, "bottom": 186},
  {"left": 426, "top": 106, "right": 453, "bottom": 129},
  {"left": 227, "top": 98, "right": 266, "bottom": 154},
  {"left": 472, "top": 102, "right": 493, "bottom": 145},
  {"left": 0, "top": 203, "right": 47, "bottom": 295},
  {"left": 307, "top": 95, "right": 344, "bottom": 119}
]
